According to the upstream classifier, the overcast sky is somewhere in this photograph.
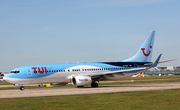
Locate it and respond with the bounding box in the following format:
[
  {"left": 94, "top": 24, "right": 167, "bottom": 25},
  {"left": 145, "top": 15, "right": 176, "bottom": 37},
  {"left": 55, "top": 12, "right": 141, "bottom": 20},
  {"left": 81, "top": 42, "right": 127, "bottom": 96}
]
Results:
[{"left": 0, "top": 0, "right": 179, "bottom": 72}]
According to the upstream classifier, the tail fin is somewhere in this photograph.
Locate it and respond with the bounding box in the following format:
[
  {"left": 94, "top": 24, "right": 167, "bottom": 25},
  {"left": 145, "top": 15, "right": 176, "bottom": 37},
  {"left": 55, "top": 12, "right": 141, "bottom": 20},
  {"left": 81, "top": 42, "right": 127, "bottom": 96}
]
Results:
[{"left": 123, "top": 31, "right": 156, "bottom": 62}]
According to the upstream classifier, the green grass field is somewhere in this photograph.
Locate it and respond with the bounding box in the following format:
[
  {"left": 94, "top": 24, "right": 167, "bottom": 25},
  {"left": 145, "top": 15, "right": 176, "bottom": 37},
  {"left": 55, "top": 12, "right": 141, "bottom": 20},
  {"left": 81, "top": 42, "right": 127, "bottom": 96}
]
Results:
[
  {"left": 1, "top": 89, "right": 180, "bottom": 110},
  {"left": 0, "top": 82, "right": 12, "bottom": 85},
  {"left": 1, "top": 76, "right": 180, "bottom": 109},
  {"left": 115, "top": 75, "right": 180, "bottom": 80}
]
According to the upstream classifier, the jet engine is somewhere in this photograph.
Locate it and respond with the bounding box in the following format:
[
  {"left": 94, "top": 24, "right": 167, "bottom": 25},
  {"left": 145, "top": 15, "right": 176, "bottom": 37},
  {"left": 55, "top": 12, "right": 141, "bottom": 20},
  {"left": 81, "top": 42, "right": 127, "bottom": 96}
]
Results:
[{"left": 72, "top": 76, "right": 92, "bottom": 86}]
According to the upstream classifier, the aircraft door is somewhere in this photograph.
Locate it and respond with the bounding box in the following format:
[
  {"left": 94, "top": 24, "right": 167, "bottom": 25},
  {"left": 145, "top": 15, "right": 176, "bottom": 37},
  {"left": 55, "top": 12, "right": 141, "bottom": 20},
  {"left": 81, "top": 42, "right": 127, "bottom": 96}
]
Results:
[
  {"left": 27, "top": 68, "right": 32, "bottom": 77},
  {"left": 78, "top": 68, "right": 85, "bottom": 74}
]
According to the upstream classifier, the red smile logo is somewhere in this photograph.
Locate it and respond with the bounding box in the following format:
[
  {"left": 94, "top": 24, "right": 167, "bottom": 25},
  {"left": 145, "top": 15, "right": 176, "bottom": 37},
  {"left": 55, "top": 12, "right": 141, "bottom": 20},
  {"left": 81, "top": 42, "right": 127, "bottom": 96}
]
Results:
[{"left": 141, "top": 46, "right": 152, "bottom": 56}]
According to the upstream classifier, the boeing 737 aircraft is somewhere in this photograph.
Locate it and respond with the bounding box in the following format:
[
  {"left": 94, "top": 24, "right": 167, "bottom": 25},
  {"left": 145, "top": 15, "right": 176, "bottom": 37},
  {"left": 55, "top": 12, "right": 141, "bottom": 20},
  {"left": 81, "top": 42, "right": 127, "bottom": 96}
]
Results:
[{"left": 3, "top": 31, "right": 174, "bottom": 90}]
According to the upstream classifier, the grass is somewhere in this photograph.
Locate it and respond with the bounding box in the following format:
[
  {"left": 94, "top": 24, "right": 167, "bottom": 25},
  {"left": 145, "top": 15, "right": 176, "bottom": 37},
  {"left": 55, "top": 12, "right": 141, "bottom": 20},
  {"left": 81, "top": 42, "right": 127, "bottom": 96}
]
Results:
[
  {"left": 1, "top": 89, "right": 180, "bottom": 110},
  {"left": 0, "top": 84, "right": 74, "bottom": 90},
  {"left": 115, "top": 75, "right": 180, "bottom": 81},
  {"left": 99, "top": 78, "right": 180, "bottom": 86},
  {"left": 0, "top": 82, "right": 13, "bottom": 85}
]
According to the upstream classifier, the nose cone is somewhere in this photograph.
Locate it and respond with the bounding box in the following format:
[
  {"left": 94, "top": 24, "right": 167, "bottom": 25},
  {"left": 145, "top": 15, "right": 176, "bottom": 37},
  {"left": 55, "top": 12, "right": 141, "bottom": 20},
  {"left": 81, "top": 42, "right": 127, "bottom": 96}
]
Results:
[
  {"left": 2, "top": 76, "right": 6, "bottom": 82},
  {"left": 3, "top": 74, "right": 13, "bottom": 83}
]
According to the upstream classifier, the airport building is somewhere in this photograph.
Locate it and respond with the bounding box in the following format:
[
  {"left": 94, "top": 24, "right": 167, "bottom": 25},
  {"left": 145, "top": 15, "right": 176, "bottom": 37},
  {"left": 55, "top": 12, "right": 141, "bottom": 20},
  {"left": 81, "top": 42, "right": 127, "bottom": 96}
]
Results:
[{"left": 145, "top": 66, "right": 180, "bottom": 76}]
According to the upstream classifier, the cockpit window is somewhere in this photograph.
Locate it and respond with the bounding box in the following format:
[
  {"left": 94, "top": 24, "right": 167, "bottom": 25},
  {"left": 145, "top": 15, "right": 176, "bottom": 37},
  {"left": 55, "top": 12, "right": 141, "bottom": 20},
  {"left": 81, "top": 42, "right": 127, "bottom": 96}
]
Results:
[{"left": 10, "top": 71, "right": 20, "bottom": 73}]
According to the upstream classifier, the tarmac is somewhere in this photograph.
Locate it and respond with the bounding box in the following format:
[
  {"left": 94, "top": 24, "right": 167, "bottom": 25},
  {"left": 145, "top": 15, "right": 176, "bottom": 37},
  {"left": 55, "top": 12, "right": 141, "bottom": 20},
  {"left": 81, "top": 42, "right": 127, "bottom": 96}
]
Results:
[{"left": 1, "top": 82, "right": 180, "bottom": 98}]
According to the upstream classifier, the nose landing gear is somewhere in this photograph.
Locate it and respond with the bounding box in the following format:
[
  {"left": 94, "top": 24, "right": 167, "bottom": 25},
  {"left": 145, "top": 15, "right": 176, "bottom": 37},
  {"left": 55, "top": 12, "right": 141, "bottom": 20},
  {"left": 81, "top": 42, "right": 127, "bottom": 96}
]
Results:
[{"left": 13, "top": 84, "right": 25, "bottom": 90}]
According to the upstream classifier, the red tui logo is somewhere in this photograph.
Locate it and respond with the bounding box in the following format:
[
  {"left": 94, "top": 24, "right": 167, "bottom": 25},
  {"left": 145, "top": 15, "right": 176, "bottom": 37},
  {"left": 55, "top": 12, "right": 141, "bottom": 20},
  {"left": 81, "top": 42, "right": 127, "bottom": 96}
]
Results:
[
  {"left": 141, "top": 46, "right": 152, "bottom": 57},
  {"left": 31, "top": 67, "right": 47, "bottom": 74}
]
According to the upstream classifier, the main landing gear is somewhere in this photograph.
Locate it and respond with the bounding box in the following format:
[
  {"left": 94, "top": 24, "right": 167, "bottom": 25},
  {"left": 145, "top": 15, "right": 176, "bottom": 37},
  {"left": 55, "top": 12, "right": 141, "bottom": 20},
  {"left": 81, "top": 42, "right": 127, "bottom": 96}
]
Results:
[
  {"left": 20, "top": 86, "right": 25, "bottom": 90},
  {"left": 91, "top": 82, "right": 98, "bottom": 87},
  {"left": 77, "top": 86, "right": 84, "bottom": 88}
]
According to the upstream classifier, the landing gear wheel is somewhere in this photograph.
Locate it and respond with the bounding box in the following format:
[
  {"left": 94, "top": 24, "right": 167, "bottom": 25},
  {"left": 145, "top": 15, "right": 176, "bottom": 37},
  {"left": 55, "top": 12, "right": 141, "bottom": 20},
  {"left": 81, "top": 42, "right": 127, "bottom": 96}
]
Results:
[
  {"left": 77, "top": 86, "right": 84, "bottom": 88},
  {"left": 20, "top": 86, "right": 25, "bottom": 91},
  {"left": 91, "top": 82, "right": 98, "bottom": 87}
]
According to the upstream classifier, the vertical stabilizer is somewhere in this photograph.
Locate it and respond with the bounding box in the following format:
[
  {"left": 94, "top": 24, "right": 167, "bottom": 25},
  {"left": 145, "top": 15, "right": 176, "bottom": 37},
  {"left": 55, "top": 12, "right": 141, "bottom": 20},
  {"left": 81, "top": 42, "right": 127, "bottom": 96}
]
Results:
[{"left": 123, "top": 31, "right": 156, "bottom": 62}]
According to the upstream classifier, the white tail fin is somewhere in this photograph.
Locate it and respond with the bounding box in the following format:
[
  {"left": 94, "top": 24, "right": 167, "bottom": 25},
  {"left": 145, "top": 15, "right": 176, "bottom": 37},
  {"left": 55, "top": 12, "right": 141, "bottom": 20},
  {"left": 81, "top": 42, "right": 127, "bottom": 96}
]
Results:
[{"left": 123, "top": 31, "right": 156, "bottom": 62}]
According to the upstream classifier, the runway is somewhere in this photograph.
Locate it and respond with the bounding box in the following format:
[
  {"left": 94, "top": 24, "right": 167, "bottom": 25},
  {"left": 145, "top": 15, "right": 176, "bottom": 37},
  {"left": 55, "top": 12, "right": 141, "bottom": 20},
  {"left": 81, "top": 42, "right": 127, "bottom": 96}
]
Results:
[{"left": 1, "top": 82, "right": 180, "bottom": 98}]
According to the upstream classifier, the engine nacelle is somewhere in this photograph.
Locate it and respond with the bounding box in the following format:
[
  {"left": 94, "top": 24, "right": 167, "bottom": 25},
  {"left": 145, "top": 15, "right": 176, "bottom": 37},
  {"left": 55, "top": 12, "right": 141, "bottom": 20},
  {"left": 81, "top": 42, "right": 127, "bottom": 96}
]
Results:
[{"left": 72, "top": 76, "right": 92, "bottom": 86}]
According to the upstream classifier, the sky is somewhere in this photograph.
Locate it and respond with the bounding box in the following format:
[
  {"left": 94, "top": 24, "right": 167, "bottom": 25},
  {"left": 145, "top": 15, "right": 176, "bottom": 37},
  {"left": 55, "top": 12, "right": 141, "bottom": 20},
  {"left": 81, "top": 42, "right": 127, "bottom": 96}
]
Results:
[{"left": 0, "top": 0, "right": 180, "bottom": 72}]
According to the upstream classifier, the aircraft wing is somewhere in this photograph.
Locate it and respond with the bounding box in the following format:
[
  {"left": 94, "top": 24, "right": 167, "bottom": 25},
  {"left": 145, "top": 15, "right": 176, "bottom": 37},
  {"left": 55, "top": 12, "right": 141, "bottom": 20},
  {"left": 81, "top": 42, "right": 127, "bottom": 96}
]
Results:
[{"left": 90, "top": 67, "right": 147, "bottom": 78}]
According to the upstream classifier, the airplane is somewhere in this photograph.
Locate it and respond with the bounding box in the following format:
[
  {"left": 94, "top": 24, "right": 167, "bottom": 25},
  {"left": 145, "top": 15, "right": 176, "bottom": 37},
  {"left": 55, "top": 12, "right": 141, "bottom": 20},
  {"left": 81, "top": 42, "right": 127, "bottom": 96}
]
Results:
[{"left": 3, "top": 31, "right": 175, "bottom": 90}]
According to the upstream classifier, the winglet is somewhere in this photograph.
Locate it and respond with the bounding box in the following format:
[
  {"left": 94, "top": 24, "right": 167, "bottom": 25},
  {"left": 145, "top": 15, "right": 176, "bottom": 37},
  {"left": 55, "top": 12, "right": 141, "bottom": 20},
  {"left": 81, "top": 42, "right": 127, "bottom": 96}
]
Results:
[
  {"left": 153, "top": 54, "right": 162, "bottom": 67},
  {"left": 154, "top": 67, "right": 160, "bottom": 71}
]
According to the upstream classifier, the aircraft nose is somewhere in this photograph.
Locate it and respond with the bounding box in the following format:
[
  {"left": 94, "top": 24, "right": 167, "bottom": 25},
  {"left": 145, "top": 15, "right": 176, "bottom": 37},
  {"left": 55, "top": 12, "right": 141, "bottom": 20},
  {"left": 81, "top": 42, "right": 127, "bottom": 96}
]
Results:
[
  {"left": 3, "top": 76, "right": 7, "bottom": 82},
  {"left": 3, "top": 74, "right": 13, "bottom": 83},
  {"left": 3, "top": 76, "right": 8, "bottom": 82}
]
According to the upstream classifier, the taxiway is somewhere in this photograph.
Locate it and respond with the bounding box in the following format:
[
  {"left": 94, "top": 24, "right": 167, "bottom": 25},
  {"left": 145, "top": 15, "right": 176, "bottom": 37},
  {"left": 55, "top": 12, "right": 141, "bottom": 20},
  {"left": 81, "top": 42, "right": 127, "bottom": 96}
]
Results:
[{"left": 0, "top": 82, "right": 180, "bottom": 98}]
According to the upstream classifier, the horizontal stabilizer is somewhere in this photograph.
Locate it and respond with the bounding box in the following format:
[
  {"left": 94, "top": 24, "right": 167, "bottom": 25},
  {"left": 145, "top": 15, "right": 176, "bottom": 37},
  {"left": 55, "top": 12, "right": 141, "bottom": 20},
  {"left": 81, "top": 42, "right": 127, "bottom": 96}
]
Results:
[
  {"left": 158, "top": 59, "right": 177, "bottom": 64},
  {"left": 144, "top": 59, "right": 176, "bottom": 66}
]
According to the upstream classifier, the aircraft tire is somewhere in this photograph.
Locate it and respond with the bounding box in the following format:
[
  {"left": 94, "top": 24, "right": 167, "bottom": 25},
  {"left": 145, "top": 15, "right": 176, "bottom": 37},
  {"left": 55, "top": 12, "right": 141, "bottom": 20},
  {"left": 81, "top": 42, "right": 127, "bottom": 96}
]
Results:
[
  {"left": 20, "top": 86, "right": 25, "bottom": 91},
  {"left": 77, "top": 86, "right": 84, "bottom": 88},
  {"left": 91, "top": 82, "right": 98, "bottom": 87}
]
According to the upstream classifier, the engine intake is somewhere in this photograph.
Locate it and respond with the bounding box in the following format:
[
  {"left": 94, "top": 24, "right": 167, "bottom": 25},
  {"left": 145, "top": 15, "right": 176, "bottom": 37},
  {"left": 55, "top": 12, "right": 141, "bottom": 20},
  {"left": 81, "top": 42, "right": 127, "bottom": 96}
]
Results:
[{"left": 72, "top": 76, "right": 92, "bottom": 86}]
